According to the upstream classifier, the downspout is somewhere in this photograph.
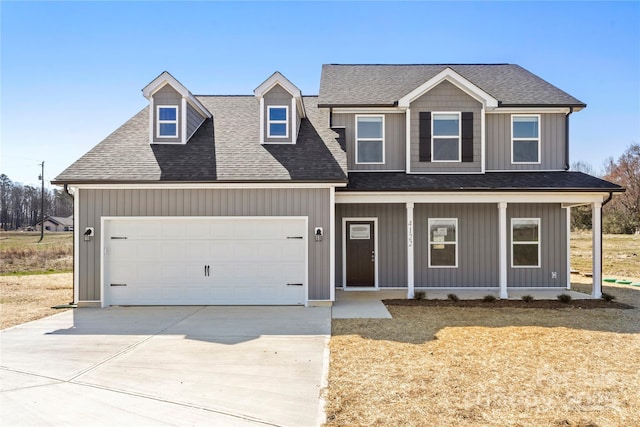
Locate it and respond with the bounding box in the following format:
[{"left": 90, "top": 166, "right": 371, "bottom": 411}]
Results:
[
  {"left": 565, "top": 107, "right": 573, "bottom": 170},
  {"left": 64, "top": 184, "right": 76, "bottom": 306},
  {"left": 599, "top": 192, "right": 614, "bottom": 296}
]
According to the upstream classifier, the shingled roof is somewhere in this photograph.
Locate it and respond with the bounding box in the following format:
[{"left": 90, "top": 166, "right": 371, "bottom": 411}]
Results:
[
  {"left": 340, "top": 172, "right": 624, "bottom": 192},
  {"left": 318, "top": 64, "right": 585, "bottom": 107},
  {"left": 53, "top": 97, "right": 347, "bottom": 184}
]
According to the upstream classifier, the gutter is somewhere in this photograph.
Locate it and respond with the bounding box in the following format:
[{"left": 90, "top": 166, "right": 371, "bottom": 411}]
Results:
[
  {"left": 63, "top": 185, "right": 76, "bottom": 306},
  {"left": 565, "top": 107, "right": 573, "bottom": 170}
]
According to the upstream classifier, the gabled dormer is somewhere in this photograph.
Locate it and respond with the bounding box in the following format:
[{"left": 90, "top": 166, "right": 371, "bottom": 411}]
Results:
[
  {"left": 142, "top": 71, "right": 211, "bottom": 144},
  {"left": 254, "top": 72, "right": 306, "bottom": 145}
]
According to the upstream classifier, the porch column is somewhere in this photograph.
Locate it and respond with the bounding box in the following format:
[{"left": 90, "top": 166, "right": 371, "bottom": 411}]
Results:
[
  {"left": 498, "top": 202, "right": 508, "bottom": 299},
  {"left": 592, "top": 202, "right": 602, "bottom": 298},
  {"left": 406, "top": 202, "right": 415, "bottom": 299}
]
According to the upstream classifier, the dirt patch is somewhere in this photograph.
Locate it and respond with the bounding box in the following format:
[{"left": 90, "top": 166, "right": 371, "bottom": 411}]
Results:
[{"left": 384, "top": 298, "right": 633, "bottom": 309}]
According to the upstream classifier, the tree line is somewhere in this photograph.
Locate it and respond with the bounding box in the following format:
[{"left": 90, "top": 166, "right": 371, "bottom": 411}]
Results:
[
  {"left": 0, "top": 174, "right": 73, "bottom": 231},
  {"left": 572, "top": 144, "right": 640, "bottom": 234}
]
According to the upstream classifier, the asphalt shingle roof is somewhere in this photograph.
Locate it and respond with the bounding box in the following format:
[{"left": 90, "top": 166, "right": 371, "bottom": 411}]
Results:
[
  {"left": 340, "top": 172, "right": 624, "bottom": 192},
  {"left": 318, "top": 64, "right": 585, "bottom": 107},
  {"left": 54, "top": 97, "right": 347, "bottom": 183}
]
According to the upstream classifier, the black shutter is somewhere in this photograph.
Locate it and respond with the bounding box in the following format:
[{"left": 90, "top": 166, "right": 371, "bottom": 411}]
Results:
[
  {"left": 419, "top": 112, "right": 431, "bottom": 162},
  {"left": 461, "top": 112, "right": 474, "bottom": 162}
]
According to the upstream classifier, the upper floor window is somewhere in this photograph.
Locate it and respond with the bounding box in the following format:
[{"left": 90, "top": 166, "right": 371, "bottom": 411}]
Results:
[
  {"left": 428, "top": 218, "right": 458, "bottom": 268},
  {"left": 432, "top": 112, "right": 461, "bottom": 162},
  {"left": 267, "top": 106, "right": 289, "bottom": 138},
  {"left": 356, "top": 115, "right": 384, "bottom": 164},
  {"left": 512, "top": 115, "right": 540, "bottom": 164},
  {"left": 511, "top": 218, "right": 540, "bottom": 267},
  {"left": 157, "top": 106, "right": 178, "bottom": 138}
]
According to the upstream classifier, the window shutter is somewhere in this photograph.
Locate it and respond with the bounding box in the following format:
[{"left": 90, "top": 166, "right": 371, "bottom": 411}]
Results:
[
  {"left": 419, "top": 112, "right": 431, "bottom": 162},
  {"left": 462, "top": 112, "right": 474, "bottom": 162}
]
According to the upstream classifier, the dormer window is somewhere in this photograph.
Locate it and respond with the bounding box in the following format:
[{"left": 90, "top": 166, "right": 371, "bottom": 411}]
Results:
[
  {"left": 268, "top": 106, "right": 289, "bottom": 138},
  {"left": 157, "top": 106, "right": 178, "bottom": 138}
]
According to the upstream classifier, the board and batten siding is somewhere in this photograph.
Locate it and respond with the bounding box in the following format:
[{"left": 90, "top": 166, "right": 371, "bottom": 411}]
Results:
[
  {"left": 186, "top": 103, "right": 205, "bottom": 141},
  {"left": 263, "top": 84, "right": 293, "bottom": 143},
  {"left": 77, "top": 188, "right": 331, "bottom": 301},
  {"left": 152, "top": 85, "right": 182, "bottom": 143},
  {"left": 507, "top": 203, "right": 568, "bottom": 287},
  {"left": 335, "top": 203, "right": 407, "bottom": 287},
  {"left": 414, "top": 203, "right": 499, "bottom": 287},
  {"left": 486, "top": 113, "right": 566, "bottom": 170},
  {"left": 332, "top": 113, "right": 406, "bottom": 171},
  {"left": 409, "top": 80, "right": 482, "bottom": 172}
]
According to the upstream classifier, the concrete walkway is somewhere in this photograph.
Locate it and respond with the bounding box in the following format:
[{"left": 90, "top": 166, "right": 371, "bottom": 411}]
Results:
[{"left": 1, "top": 306, "right": 331, "bottom": 427}]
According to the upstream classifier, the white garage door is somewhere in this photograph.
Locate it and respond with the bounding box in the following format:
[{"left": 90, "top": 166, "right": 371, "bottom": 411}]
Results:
[{"left": 104, "top": 217, "right": 307, "bottom": 306}]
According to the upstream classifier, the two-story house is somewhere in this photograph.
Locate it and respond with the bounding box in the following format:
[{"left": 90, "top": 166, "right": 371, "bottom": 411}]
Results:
[{"left": 53, "top": 64, "right": 623, "bottom": 308}]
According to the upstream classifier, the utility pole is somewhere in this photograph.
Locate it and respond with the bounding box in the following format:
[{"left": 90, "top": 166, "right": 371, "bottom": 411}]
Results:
[{"left": 38, "top": 161, "right": 44, "bottom": 243}]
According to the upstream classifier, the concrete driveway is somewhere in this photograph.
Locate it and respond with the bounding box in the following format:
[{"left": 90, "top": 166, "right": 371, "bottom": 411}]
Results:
[{"left": 1, "top": 306, "right": 331, "bottom": 426}]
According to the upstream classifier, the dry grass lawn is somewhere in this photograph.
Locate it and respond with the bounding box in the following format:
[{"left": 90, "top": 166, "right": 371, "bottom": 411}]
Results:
[
  {"left": 0, "top": 273, "right": 73, "bottom": 329},
  {"left": 0, "top": 231, "right": 73, "bottom": 274}
]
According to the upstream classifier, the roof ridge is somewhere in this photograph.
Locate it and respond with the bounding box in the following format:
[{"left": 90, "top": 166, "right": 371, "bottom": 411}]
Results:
[
  {"left": 194, "top": 94, "right": 320, "bottom": 98},
  {"left": 326, "top": 63, "right": 511, "bottom": 66}
]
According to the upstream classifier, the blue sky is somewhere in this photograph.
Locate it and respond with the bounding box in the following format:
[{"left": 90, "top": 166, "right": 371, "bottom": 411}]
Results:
[{"left": 1, "top": 1, "right": 638, "bottom": 187}]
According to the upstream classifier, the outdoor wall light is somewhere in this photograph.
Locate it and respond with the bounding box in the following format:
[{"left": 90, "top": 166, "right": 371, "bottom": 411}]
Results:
[
  {"left": 314, "top": 227, "right": 323, "bottom": 242},
  {"left": 84, "top": 227, "right": 95, "bottom": 242}
]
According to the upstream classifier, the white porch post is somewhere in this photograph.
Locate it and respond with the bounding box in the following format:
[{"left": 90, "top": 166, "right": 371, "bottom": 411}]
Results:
[
  {"left": 498, "top": 202, "right": 508, "bottom": 299},
  {"left": 592, "top": 202, "right": 602, "bottom": 298},
  {"left": 406, "top": 202, "right": 415, "bottom": 299}
]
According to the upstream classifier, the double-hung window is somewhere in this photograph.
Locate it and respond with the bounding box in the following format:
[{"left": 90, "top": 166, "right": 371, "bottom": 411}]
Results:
[
  {"left": 157, "top": 106, "right": 178, "bottom": 138},
  {"left": 268, "top": 106, "right": 289, "bottom": 138},
  {"left": 356, "top": 115, "right": 384, "bottom": 164},
  {"left": 428, "top": 218, "right": 458, "bottom": 267},
  {"left": 432, "top": 112, "right": 461, "bottom": 162},
  {"left": 511, "top": 218, "right": 540, "bottom": 267},
  {"left": 512, "top": 115, "right": 540, "bottom": 163}
]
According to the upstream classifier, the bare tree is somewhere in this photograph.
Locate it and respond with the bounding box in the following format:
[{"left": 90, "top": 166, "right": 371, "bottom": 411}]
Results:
[{"left": 602, "top": 144, "right": 640, "bottom": 234}]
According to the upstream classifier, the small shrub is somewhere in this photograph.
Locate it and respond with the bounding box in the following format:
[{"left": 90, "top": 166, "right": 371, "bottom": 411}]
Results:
[
  {"left": 414, "top": 291, "right": 426, "bottom": 300},
  {"left": 483, "top": 294, "right": 497, "bottom": 303},
  {"left": 447, "top": 293, "right": 459, "bottom": 302},
  {"left": 601, "top": 293, "right": 616, "bottom": 302},
  {"left": 557, "top": 293, "right": 572, "bottom": 304},
  {"left": 521, "top": 295, "right": 535, "bottom": 303}
]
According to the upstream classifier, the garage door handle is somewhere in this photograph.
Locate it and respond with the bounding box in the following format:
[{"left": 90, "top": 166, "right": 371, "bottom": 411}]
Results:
[
  {"left": 287, "top": 283, "right": 303, "bottom": 286},
  {"left": 110, "top": 283, "right": 127, "bottom": 287},
  {"left": 111, "top": 237, "right": 127, "bottom": 240},
  {"left": 287, "top": 236, "right": 303, "bottom": 239}
]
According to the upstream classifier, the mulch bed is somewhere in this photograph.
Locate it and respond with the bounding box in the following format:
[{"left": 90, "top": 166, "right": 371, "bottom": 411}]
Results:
[{"left": 383, "top": 298, "right": 634, "bottom": 309}]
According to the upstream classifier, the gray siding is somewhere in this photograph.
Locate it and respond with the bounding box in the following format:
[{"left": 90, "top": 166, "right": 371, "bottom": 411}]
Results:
[
  {"left": 332, "top": 113, "right": 406, "bottom": 171},
  {"left": 410, "top": 81, "right": 482, "bottom": 172},
  {"left": 508, "top": 203, "right": 568, "bottom": 287},
  {"left": 263, "top": 84, "right": 293, "bottom": 143},
  {"left": 414, "top": 203, "right": 499, "bottom": 287},
  {"left": 486, "top": 113, "right": 566, "bottom": 170},
  {"left": 335, "top": 204, "right": 407, "bottom": 287},
  {"left": 186, "top": 102, "right": 205, "bottom": 141},
  {"left": 78, "top": 188, "right": 331, "bottom": 301},
  {"left": 152, "top": 84, "right": 182, "bottom": 143}
]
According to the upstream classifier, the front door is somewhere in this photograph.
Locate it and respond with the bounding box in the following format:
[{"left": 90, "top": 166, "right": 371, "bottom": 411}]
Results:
[{"left": 345, "top": 221, "right": 375, "bottom": 287}]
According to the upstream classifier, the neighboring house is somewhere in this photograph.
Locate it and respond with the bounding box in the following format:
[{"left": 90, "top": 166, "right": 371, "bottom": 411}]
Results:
[
  {"left": 53, "top": 65, "right": 623, "bottom": 308},
  {"left": 37, "top": 215, "right": 74, "bottom": 232}
]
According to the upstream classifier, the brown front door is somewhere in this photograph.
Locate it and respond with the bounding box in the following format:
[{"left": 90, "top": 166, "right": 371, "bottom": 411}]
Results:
[{"left": 346, "top": 221, "right": 375, "bottom": 287}]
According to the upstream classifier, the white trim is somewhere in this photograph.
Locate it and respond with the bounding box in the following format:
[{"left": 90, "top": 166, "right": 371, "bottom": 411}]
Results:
[
  {"left": 142, "top": 72, "right": 211, "bottom": 119},
  {"left": 398, "top": 67, "right": 498, "bottom": 108},
  {"left": 329, "top": 187, "right": 336, "bottom": 301},
  {"left": 148, "top": 98, "right": 154, "bottom": 145},
  {"left": 486, "top": 169, "right": 565, "bottom": 173},
  {"left": 511, "top": 218, "right": 541, "bottom": 268},
  {"left": 592, "top": 202, "right": 602, "bottom": 298},
  {"left": 181, "top": 98, "right": 187, "bottom": 144},
  {"left": 73, "top": 188, "right": 80, "bottom": 304},
  {"left": 355, "top": 115, "right": 385, "bottom": 165},
  {"left": 347, "top": 169, "right": 405, "bottom": 173},
  {"left": 336, "top": 191, "right": 612, "bottom": 205},
  {"left": 566, "top": 206, "right": 571, "bottom": 290},
  {"left": 406, "top": 202, "right": 414, "bottom": 298},
  {"left": 101, "top": 216, "right": 309, "bottom": 308},
  {"left": 431, "top": 112, "right": 461, "bottom": 162},
  {"left": 406, "top": 171, "right": 484, "bottom": 175},
  {"left": 427, "top": 218, "right": 458, "bottom": 268},
  {"left": 342, "top": 217, "right": 378, "bottom": 289},
  {"left": 267, "top": 105, "right": 289, "bottom": 139},
  {"left": 69, "top": 183, "right": 346, "bottom": 190},
  {"left": 487, "top": 107, "right": 571, "bottom": 114},
  {"left": 511, "top": 114, "right": 541, "bottom": 165},
  {"left": 481, "top": 106, "right": 486, "bottom": 173},
  {"left": 253, "top": 72, "right": 306, "bottom": 118},
  {"left": 156, "top": 105, "right": 179, "bottom": 138},
  {"left": 291, "top": 98, "right": 297, "bottom": 145},
  {"left": 498, "top": 202, "right": 508, "bottom": 299},
  {"left": 332, "top": 107, "right": 405, "bottom": 114},
  {"left": 405, "top": 107, "right": 411, "bottom": 174},
  {"left": 259, "top": 98, "right": 265, "bottom": 144}
]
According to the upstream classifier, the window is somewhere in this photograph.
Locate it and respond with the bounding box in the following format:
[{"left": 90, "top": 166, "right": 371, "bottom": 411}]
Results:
[
  {"left": 356, "top": 115, "right": 384, "bottom": 164},
  {"left": 157, "top": 106, "right": 178, "bottom": 138},
  {"left": 428, "top": 218, "right": 458, "bottom": 268},
  {"left": 512, "top": 115, "right": 540, "bottom": 163},
  {"left": 511, "top": 218, "right": 540, "bottom": 267},
  {"left": 432, "top": 112, "right": 461, "bottom": 162},
  {"left": 267, "top": 106, "right": 289, "bottom": 138}
]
